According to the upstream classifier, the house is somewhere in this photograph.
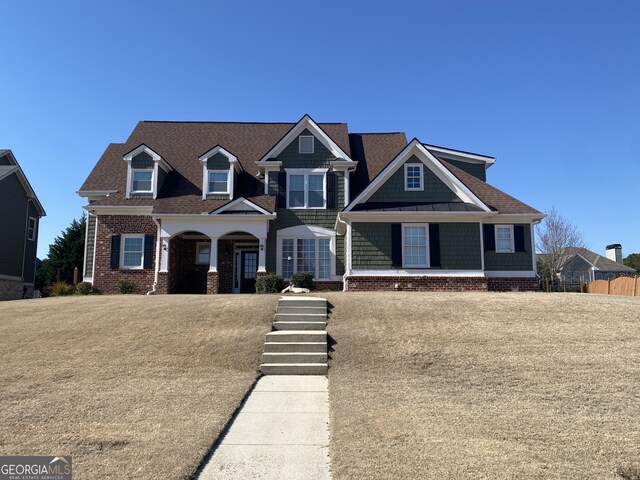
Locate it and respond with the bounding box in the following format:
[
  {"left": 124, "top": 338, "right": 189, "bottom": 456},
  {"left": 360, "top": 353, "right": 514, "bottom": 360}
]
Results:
[
  {"left": 78, "top": 115, "right": 544, "bottom": 294},
  {"left": 0, "top": 150, "right": 46, "bottom": 300},
  {"left": 538, "top": 244, "right": 636, "bottom": 283}
]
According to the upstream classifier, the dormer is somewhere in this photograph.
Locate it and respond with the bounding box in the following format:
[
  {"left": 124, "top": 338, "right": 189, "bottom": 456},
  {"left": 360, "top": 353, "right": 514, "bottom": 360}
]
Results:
[
  {"left": 123, "top": 144, "right": 173, "bottom": 199},
  {"left": 198, "top": 145, "right": 242, "bottom": 200}
]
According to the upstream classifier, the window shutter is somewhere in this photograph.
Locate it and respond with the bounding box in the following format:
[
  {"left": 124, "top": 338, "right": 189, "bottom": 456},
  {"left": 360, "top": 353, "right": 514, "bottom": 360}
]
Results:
[
  {"left": 514, "top": 225, "right": 526, "bottom": 252},
  {"left": 483, "top": 225, "right": 495, "bottom": 252},
  {"left": 391, "top": 224, "right": 402, "bottom": 268},
  {"left": 326, "top": 173, "right": 336, "bottom": 209},
  {"left": 144, "top": 235, "right": 154, "bottom": 269},
  {"left": 429, "top": 224, "right": 441, "bottom": 268},
  {"left": 110, "top": 235, "right": 121, "bottom": 269},
  {"left": 277, "top": 172, "right": 287, "bottom": 208}
]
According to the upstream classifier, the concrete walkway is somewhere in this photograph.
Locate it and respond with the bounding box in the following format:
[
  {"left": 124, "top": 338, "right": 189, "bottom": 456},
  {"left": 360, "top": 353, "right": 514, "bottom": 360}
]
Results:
[{"left": 198, "top": 375, "right": 330, "bottom": 480}]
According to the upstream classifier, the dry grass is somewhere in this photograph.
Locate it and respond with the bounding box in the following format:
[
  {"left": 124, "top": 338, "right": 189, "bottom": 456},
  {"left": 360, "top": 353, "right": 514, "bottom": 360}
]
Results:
[
  {"left": 0, "top": 294, "right": 276, "bottom": 479},
  {"left": 324, "top": 292, "right": 640, "bottom": 480}
]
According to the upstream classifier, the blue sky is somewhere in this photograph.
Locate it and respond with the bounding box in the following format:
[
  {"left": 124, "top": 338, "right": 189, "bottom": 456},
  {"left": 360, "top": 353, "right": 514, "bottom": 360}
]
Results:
[{"left": 2, "top": 1, "right": 639, "bottom": 259}]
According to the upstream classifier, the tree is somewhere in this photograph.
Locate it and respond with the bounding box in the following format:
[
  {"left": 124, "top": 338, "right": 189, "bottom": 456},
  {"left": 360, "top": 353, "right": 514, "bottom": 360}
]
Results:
[
  {"left": 36, "top": 215, "right": 86, "bottom": 291},
  {"left": 536, "top": 207, "right": 586, "bottom": 289},
  {"left": 623, "top": 253, "right": 640, "bottom": 273}
]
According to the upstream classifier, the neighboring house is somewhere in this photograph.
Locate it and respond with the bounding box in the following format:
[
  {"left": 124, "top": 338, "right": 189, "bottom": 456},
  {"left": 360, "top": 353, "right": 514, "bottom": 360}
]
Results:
[
  {"left": 78, "top": 115, "right": 544, "bottom": 294},
  {"left": 0, "top": 150, "right": 46, "bottom": 300},
  {"left": 538, "top": 244, "right": 636, "bottom": 283}
]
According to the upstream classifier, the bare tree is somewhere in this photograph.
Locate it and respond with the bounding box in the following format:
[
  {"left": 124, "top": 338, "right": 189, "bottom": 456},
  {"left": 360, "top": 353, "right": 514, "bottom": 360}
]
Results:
[{"left": 536, "top": 207, "right": 586, "bottom": 288}]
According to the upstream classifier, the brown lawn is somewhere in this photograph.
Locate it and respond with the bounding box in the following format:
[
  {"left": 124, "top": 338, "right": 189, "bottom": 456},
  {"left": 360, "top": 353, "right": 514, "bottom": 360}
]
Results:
[
  {"left": 0, "top": 294, "right": 275, "bottom": 479},
  {"left": 323, "top": 292, "right": 640, "bottom": 480}
]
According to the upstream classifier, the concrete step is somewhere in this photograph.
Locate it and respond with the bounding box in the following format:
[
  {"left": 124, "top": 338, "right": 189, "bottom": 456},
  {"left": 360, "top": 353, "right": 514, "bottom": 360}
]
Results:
[
  {"left": 260, "top": 363, "right": 328, "bottom": 375},
  {"left": 278, "top": 297, "right": 327, "bottom": 308},
  {"left": 277, "top": 306, "right": 327, "bottom": 315},
  {"left": 275, "top": 312, "right": 327, "bottom": 322},
  {"left": 264, "top": 342, "right": 327, "bottom": 353},
  {"left": 262, "top": 352, "right": 328, "bottom": 364},
  {"left": 266, "top": 330, "right": 327, "bottom": 343},
  {"left": 273, "top": 321, "right": 327, "bottom": 331}
]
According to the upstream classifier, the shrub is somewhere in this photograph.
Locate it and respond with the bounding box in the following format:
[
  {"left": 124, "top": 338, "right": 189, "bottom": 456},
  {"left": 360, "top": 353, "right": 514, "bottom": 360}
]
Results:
[
  {"left": 76, "top": 282, "right": 93, "bottom": 295},
  {"left": 290, "top": 272, "right": 314, "bottom": 290},
  {"left": 116, "top": 279, "right": 136, "bottom": 294},
  {"left": 48, "top": 281, "right": 73, "bottom": 297},
  {"left": 255, "top": 274, "right": 284, "bottom": 294}
]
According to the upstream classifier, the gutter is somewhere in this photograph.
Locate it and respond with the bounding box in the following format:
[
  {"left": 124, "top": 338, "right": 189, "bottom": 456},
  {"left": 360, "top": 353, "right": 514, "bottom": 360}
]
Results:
[{"left": 147, "top": 217, "right": 162, "bottom": 295}]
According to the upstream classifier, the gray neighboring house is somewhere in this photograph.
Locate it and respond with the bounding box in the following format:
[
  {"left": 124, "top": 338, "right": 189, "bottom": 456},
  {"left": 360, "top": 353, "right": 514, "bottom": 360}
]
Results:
[{"left": 0, "top": 150, "right": 46, "bottom": 300}]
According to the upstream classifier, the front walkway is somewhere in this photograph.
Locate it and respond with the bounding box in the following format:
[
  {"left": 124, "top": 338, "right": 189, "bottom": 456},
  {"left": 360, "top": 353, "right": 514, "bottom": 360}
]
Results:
[{"left": 198, "top": 375, "right": 330, "bottom": 480}]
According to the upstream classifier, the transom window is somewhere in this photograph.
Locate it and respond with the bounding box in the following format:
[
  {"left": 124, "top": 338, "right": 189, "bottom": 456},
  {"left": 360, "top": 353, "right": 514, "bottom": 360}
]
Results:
[
  {"left": 196, "top": 242, "right": 210, "bottom": 265},
  {"left": 281, "top": 237, "right": 331, "bottom": 280},
  {"left": 131, "top": 169, "right": 153, "bottom": 193},
  {"left": 402, "top": 224, "right": 429, "bottom": 268},
  {"left": 208, "top": 170, "right": 229, "bottom": 194},
  {"left": 495, "top": 225, "right": 514, "bottom": 253},
  {"left": 287, "top": 171, "right": 326, "bottom": 209},
  {"left": 404, "top": 163, "right": 423, "bottom": 191},
  {"left": 121, "top": 235, "right": 145, "bottom": 269},
  {"left": 298, "top": 135, "right": 315, "bottom": 154},
  {"left": 27, "top": 217, "right": 36, "bottom": 241}
]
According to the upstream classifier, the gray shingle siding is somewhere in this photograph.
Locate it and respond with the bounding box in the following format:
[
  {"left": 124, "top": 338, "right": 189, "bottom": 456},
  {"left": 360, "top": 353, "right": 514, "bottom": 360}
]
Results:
[
  {"left": 484, "top": 224, "right": 534, "bottom": 271},
  {"left": 367, "top": 156, "right": 462, "bottom": 204},
  {"left": 439, "top": 223, "right": 482, "bottom": 269},
  {"left": 441, "top": 159, "right": 486, "bottom": 181},
  {"left": 207, "top": 153, "right": 231, "bottom": 170},
  {"left": 352, "top": 223, "right": 394, "bottom": 269},
  {"left": 85, "top": 215, "right": 97, "bottom": 277},
  {"left": 131, "top": 152, "right": 153, "bottom": 169},
  {"left": 0, "top": 173, "right": 28, "bottom": 277},
  {"left": 23, "top": 202, "right": 39, "bottom": 284}
]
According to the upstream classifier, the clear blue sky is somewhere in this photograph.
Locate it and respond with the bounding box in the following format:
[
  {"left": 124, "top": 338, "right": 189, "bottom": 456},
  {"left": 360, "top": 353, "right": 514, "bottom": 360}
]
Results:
[{"left": 2, "top": 1, "right": 639, "bottom": 260}]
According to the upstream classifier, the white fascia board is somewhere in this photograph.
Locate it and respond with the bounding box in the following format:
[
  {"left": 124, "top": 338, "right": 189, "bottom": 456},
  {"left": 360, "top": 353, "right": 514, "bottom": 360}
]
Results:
[
  {"left": 574, "top": 253, "right": 597, "bottom": 269},
  {"left": 348, "top": 269, "right": 485, "bottom": 277},
  {"left": 199, "top": 145, "right": 242, "bottom": 173},
  {"left": 342, "top": 211, "right": 494, "bottom": 223},
  {"left": 124, "top": 144, "right": 173, "bottom": 172},
  {"left": 257, "top": 114, "right": 354, "bottom": 164},
  {"left": 1, "top": 157, "right": 47, "bottom": 216},
  {"left": 152, "top": 213, "right": 276, "bottom": 220},
  {"left": 424, "top": 144, "right": 496, "bottom": 166},
  {"left": 77, "top": 189, "right": 118, "bottom": 198},
  {"left": 0, "top": 165, "right": 18, "bottom": 181},
  {"left": 484, "top": 270, "right": 537, "bottom": 278},
  {"left": 330, "top": 160, "right": 358, "bottom": 171},
  {"left": 483, "top": 214, "right": 546, "bottom": 223},
  {"left": 84, "top": 205, "right": 154, "bottom": 215},
  {"left": 209, "top": 197, "right": 273, "bottom": 216},
  {"left": 344, "top": 139, "right": 491, "bottom": 213}
]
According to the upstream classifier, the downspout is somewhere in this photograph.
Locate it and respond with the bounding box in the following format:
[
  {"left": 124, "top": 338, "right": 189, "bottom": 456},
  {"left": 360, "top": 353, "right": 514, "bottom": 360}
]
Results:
[
  {"left": 147, "top": 217, "right": 162, "bottom": 295},
  {"left": 336, "top": 213, "right": 350, "bottom": 292}
]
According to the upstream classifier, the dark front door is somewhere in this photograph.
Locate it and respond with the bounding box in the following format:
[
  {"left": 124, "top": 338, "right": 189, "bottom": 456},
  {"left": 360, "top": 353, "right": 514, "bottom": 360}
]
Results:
[{"left": 240, "top": 251, "right": 258, "bottom": 293}]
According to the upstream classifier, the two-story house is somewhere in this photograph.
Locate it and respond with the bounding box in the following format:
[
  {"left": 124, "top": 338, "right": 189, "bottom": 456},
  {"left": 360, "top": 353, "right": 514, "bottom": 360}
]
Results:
[
  {"left": 0, "top": 149, "right": 46, "bottom": 300},
  {"left": 78, "top": 115, "right": 544, "bottom": 294}
]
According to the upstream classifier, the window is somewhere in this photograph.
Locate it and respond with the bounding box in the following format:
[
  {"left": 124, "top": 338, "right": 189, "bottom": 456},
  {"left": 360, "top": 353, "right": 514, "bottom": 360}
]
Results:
[
  {"left": 402, "top": 224, "right": 429, "bottom": 268},
  {"left": 299, "top": 135, "right": 314, "bottom": 154},
  {"left": 495, "top": 225, "right": 514, "bottom": 253},
  {"left": 208, "top": 171, "right": 229, "bottom": 194},
  {"left": 131, "top": 169, "right": 153, "bottom": 193},
  {"left": 287, "top": 171, "right": 326, "bottom": 209},
  {"left": 404, "top": 164, "right": 423, "bottom": 191},
  {"left": 196, "top": 242, "right": 210, "bottom": 265},
  {"left": 280, "top": 237, "right": 332, "bottom": 280},
  {"left": 121, "top": 235, "right": 145, "bottom": 269},
  {"left": 27, "top": 217, "right": 36, "bottom": 241}
]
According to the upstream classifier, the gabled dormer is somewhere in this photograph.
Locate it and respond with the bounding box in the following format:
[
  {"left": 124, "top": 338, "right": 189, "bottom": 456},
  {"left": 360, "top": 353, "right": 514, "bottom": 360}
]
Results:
[
  {"left": 198, "top": 145, "right": 242, "bottom": 200},
  {"left": 123, "top": 144, "right": 173, "bottom": 199}
]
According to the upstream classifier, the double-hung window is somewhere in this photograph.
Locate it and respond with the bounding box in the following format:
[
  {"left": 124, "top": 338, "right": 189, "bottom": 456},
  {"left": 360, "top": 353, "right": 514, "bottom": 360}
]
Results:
[
  {"left": 196, "top": 242, "right": 210, "bottom": 265},
  {"left": 280, "top": 237, "right": 331, "bottom": 280},
  {"left": 287, "top": 171, "right": 326, "bottom": 209},
  {"left": 495, "top": 225, "right": 514, "bottom": 253},
  {"left": 208, "top": 170, "right": 229, "bottom": 194},
  {"left": 404, "top": 164, "right": 423, "bottom": 191},
  {"left": 131, "top": 169, "right": 153, "bottom": 193},
  {"left": 27, "top": 217, "right": 37, "bottom": 241},
  {"left": 121, "top": 235, "right": 145, "bottom": 269},
  {"left": 402, "top": 224, "right": 429, "bottom": 268}
]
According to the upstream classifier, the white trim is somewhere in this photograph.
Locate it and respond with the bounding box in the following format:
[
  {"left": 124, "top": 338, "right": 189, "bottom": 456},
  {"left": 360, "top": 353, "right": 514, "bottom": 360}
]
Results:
[
  {"left": 401, "top": 223, "right": 430, "bottom": 268},
  {"left": 123, "top": 145, "right": 173, "bottom": 200},
  {"left": 77, "top": 189, "right": 118, "bottom": 197},
  {"left": 298, "top": 135, "right": 315, "bottom": 154},
  {"left": 285, "top": 169, "right": 328, "bottom": 210},
  {"left": 479, "top": 221, "right": 485, "bottom": 271},
  {"left": 404, "top": 163, "right": 424, "bottom": 191},
  {"left": 484, "top": 270, "right": 537, "bottom": 278},
  {"left": 130, "top": 169, "right": 154, "bottom": 194},
  {"left": 85, "top": 205, "right": 154, "bottom": 215},
  {"left": 423, "top": 144, "right": 496, "bottom": 166},
  {"left": 264, "top": 171, "right": 270, "bottom": 195},
  {"left": 209, "top": 197, "right": 274, "bottom": 216},
  {"left": 195, "top": 241, "right": 211, "bottom": 265},
  {"left": 207, "top": 170, "right": 230, "bottom": 195},
  {"left": 27, "top": 216, "right": 37, "bottom": 241},
  {"left": 495, "top": 224, "right": 515, "bottom": 253},
  {"left": 120, "top": 234, "right": 145, "bottom": 270},
  {"left": 348, "top": 269, "right": 485, "bottom": 277},
  {"left": 0, "top": 150, "right": 46, "bottom": 216},
  {"left": 343, "top": 171, "right": 350, "bottom": 206},
  {"left": 83, "top": 214, "right": 91, "bottom": 278},
  {"left": 343, "top": 211, "right": 491, "bottom": 222},
  {"left": 199, "top": 146, "right": 241, "bottom": 200},
  {"left": 276, "top": 225, "right": 337, "bottom": 280},
  {"left": 344, "top": 139, "right": 491, "bottom": 213}
]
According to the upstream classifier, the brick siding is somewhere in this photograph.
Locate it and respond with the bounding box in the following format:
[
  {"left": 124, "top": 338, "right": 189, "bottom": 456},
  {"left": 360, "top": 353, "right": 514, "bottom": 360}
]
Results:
[
  {"left": 0, "top": 278, "right": 24, "bottom": 300},
  {"left": 345, "top": 275, "right": 538, "bottom": 292},
  {"left": 487, "top": 277, "right": 538, "bottom": 292}
]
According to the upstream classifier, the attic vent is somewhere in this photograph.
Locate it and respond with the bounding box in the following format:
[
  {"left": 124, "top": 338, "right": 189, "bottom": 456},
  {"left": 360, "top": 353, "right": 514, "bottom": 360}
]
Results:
[{"left": 299, "top": 135, "right": 314, "bottom": 154}]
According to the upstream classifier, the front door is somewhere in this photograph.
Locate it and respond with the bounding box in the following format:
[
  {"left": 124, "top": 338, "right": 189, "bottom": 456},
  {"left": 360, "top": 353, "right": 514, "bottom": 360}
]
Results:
[{"left": 240, "top": 250, "right": 258, "bottom": 293}]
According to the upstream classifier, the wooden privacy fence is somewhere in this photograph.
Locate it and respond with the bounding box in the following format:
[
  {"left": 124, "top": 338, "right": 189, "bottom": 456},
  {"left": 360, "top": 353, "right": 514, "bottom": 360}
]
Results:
[{"left": 583, "top": 276, "right": 640, "bottom": 297}]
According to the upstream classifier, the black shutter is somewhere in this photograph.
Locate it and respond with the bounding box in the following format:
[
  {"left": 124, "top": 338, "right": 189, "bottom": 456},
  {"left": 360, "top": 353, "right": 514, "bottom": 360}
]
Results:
[
  {"left": 483, "top": 225, "right": 495, "bottom": 252},
  {"left": 110, "top": 235, "right": 121, "bottom": 269},
  {"left": 391, "top": 224, "right": 402, "bottom": 268},
  {"left": 514, "top": 225, "right": 526, "bottom": 252},
  {"left": 144, "top": 235, "right": 154, "bottom": 269},
  {"left": 429, "top": 224, "right": 441, "bottom": 268},
  {"left": 326, "top": 173, "right": 336, "bottom": 209},
  {"left": 277, "top": 172, "right": 287, "bottom": 208}
]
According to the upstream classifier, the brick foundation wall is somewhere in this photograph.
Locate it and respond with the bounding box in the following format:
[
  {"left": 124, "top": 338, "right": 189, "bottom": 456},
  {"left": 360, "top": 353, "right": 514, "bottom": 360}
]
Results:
[
  {"left": 345, "top": 276, "right": 489, "bottom": 292},
  {"left": 217, "top": 240, "right": 234, "bottom": 294},
  {"left": 487, "top": 277, "right": 538, "bottom": 292},
  {"left": 93, "top": 215, "right": 156, "bottom": 294},
  {"left": 0, "top": 278, "right": 24, "bottom": 301},
  {"left": 207, "top": 272, "right": 219, "bottom": 294},
  {"left": 313, "top": 281, "right": 343, "bottom": 292}
]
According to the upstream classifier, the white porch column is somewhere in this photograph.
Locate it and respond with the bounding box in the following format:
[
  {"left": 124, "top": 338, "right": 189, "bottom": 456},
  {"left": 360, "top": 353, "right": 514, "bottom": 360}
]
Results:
[
  {"left": 258, "top": 238, "right": 267, "bottom": 272},
  {"left": 209, "top": 237, "right": 218, "bottom": 272},
  {"left": 160, "top": 237, "right": 170, "bottom": 272}
]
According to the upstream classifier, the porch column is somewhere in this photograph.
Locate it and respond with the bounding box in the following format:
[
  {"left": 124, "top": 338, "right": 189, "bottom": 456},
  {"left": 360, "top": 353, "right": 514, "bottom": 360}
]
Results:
[
  {"left": 258, "top": 237, "right": 267, "bottom": 273},
  {"left": 209, "top": 237, "right": 218, "bottom": 272},
  {"left": 160, "top": 237, "right": 170, "bottom": 272}
]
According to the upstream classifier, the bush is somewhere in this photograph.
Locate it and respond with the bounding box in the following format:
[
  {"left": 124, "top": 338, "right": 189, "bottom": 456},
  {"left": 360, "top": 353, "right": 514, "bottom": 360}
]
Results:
[
  {"left": 290, "top": 272, "right": 314, "bottom": 290},
  {"left": 48, "top": 281, "right": 73, "bottom": 297},
  {"left": 76, "top": 282, "right": 93, "bottom": 295},
  {"left": 255, "top": 274, "right": 284, "bottom": 294},
  {"left": 116, "top": 279, "right": 136, "bottom": 294}
]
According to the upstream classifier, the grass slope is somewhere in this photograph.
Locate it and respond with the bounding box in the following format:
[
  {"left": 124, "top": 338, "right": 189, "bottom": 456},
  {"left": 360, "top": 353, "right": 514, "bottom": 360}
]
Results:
[
  {"left": 324, "top": 292, "right": 640, "bottom": 480},
  {"left": 0, "top": 295, "right": 275, "bottom": 479}
]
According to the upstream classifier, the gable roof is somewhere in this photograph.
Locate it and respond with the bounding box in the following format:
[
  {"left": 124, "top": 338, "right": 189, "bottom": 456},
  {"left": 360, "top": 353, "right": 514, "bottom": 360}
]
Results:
[
  {"left": 539, "top": 247, "right": 637, "bottom": 273},
  {"left": 0, "top": 149, "right": 46, "bottom": 216}
]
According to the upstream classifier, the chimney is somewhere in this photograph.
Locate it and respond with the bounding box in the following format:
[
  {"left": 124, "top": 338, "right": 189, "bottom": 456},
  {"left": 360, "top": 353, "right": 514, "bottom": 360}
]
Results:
[{"left": 605, "top": 244, "right": 623, "bottom": 263}]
